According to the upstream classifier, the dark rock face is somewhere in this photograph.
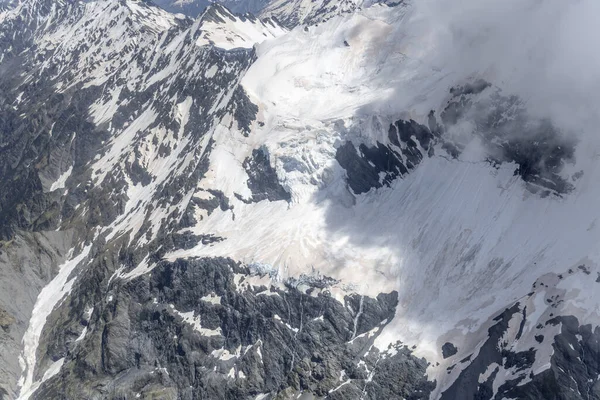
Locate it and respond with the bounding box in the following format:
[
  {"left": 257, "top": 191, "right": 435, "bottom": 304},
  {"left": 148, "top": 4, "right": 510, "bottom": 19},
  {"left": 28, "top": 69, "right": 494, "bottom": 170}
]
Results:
[
  {"left": 242, "top": 147, "right": 291, "bottom": 202},
  {"left": 336, "top": 118, "right": 435, "bottom": 194},
  {"left": 230, "top": 86, "right": 259, "bottom": 137},
  {"left": 439, "top": 302, "right": 600, "bottom": 400},
  {"left": 441, "top": 304, "right": 523, "bottom": 400},
  {"left": 336, "top": 80, "right": 576, "bottom": 196},
  {"left": 441, "top": 342, "right": 458, "bottom": 359},
  {"left": 498, "top": 316, "right": 600, "bottom": 400},
  {"left": 335, "top": 141, "right": 389, "bottom": 194},
  {"left": 441, "top": 81, "right": 576, "bottom": 195},
  {"left": 34, "top": 257, "right": 434, "bottom": 399}
]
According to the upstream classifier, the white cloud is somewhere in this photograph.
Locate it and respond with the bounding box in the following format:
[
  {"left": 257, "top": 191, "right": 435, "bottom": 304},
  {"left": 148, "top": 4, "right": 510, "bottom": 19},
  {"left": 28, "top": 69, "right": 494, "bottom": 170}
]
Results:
[{"left": 413, "top": 0, "right": 600, "bottom": 138}]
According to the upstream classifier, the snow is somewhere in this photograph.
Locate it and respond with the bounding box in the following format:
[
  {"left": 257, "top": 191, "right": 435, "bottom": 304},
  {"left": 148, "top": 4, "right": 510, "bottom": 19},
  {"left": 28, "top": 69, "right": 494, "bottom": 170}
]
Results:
[
  {"left": 328, "top": 378, "right": 352, "bottom": 394},
  {"left": 74, "top": 327, "right": 88, "bottom": 343},
  {"left": 244, "top": 4, "right": 436, "bottom": 123},
  {"left": 18, "top": 246, "right": 91, "bottom": 400},
  {"left": 227, "top": 367, "right": 235, "bottom": 378},
  {"left": 49, "top": 166, "right": 73, "bottom": 192},
  {"left": 96, "top": 95, "right": 196, "bottom": 250},
  {"left": 125, "top": 0, "right": 180, "bottom": 32},
  {"left": 478, "top": 363, "right": 500, "bottom": 383},
  {"left": 211, "top": 346, "right": 242, "bottom": 361},
  {"left": 91, "top": 107, "right": 158, "bottom": 185},
  {"left": 233, "top": 272, "right": 280, "bottom": 293},
  {"left": 39, "top": 358, "right": 65, "bottom": 387},
  {"left": 348, "top": 324, "right": 380, "bottom": 344},
  {"left": 9, "top": 0, "right": 600, "bottom": 396},
  {"left": 205, "top": 64, "right": 218, "bottom": 78},
  {"left": 273, "top": 314, "right": 299, "bottom": 333},
  {"left": 31, "top": 0, "right": 180, "bottom": 91},
  {"left": 89, "top": 87, "right": 122, "bottom": 124},
  {"left": 172, "top": 308, "right": 222, "bottom": 336},
  {"left": 200, "top": 293, "right": 222, "bottom": 305},
  {"left": 73, "top": 307, "right": 94, "bottom": 343},
  {"left": 196, "top": 5, "right": 287, "bottom": 50},
  {"left": 116, "top": 256, "right": 153, "bottom": 281},
  {"left": 164, "top": 1, "right": 600, "bottom": 395}
]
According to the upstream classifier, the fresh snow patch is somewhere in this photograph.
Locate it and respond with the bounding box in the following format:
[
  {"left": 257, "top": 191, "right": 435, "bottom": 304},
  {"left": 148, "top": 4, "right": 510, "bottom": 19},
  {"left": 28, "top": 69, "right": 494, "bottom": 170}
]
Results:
[
  {"left": 49, "top": 166, "right": 73, "bottom": 192},
  {"left": 40, "top": 358, "right": 65, "bottom": 385},
  {"left": 18, "top": 246, "right": 91, "bottom": 400},
  {"left": 211, "top": 346, "right": 242, "bottom": 361},
  {"left": 172, "top": 308, "right": 222, "bottom": 337},
  {"left": 74, "top": 327, "right": 88, "bottom": 343},
  {"left": 200, "top": 293, "right": 222, "bottom": 305}
]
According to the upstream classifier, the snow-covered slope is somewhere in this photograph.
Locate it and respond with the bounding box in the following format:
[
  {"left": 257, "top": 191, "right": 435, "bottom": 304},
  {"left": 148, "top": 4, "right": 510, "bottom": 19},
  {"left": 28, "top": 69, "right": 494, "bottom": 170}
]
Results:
[
  {"left": 196, "top": 4, "right": 287, "bottom": 50},
  {"left": 166, "top": 2, "right": 600, "bottom": 397},
  {"left": 1, "top": 0, "right": 599, "bottom": 399}
]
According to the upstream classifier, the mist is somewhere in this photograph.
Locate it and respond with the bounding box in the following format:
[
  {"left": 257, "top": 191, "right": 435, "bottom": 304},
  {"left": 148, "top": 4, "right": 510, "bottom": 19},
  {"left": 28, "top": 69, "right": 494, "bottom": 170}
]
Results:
[{"left": 413, "top": 0, "right": 600, "bottom": 143}]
